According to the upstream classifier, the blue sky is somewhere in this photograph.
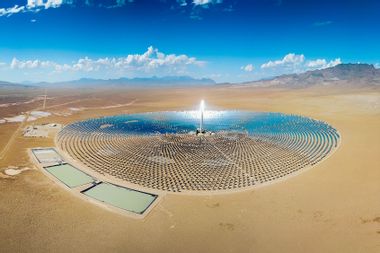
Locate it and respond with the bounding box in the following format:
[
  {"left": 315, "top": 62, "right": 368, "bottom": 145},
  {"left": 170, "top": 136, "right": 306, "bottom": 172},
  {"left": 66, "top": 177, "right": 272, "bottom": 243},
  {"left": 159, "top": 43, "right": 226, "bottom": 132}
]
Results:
[{"left": 0, "top": 0, "right": 379, "bottom": 83}]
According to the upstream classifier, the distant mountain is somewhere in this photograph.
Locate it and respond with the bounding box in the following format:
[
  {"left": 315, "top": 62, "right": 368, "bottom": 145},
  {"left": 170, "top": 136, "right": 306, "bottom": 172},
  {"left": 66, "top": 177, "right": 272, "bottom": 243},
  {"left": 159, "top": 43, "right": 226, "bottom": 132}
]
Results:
[
  {"left": 0, "top": 81, "right": 35, "bottom": 89},
  {"left": 33, "top": 76, "right": 216, "bottom": 87},
  {"left": 242, "top": 64, "right": 380, "bottom": 88},
  {"left": 2, "top": 64, "right": 379, "bottom": 89}
]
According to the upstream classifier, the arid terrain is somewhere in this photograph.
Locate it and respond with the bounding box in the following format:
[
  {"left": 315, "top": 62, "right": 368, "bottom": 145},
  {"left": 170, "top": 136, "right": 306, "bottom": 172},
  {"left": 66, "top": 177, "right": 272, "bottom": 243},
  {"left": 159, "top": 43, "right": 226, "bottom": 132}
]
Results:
[{"left": 0, "top": 84, "right": 379, "bottom": 253}]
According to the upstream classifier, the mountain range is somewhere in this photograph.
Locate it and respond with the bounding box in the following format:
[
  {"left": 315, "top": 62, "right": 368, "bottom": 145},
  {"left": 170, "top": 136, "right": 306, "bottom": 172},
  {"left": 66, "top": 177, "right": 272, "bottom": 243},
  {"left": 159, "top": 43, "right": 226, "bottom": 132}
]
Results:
[
  {"left": 1, "top": 64, "right": 379, "bottom": 89},
  {"left": 242, "top": 63, "right": 380, "bottom": 88},
  {"left": 29, "top": 76, "right": 216, "bottom": 88}
]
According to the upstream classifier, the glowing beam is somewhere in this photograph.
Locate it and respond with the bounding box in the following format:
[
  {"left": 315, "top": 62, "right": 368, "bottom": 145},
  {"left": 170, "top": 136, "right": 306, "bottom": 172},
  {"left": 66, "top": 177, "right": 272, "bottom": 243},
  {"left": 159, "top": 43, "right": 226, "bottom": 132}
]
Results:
[
  {"left": 200, "top": 100, "right": 205, "bottom": 112},
  {"left": 200, "top": 100, "right": 205, "bottom": 132}
]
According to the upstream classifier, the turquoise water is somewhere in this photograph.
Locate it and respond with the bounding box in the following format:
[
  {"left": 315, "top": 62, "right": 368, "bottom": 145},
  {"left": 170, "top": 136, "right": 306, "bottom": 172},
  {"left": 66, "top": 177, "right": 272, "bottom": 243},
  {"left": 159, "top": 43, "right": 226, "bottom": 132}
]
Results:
[
  {"left": 32, "top": 148, "right": 64, "bottom": 164},
  {"left": 83, "top": 183, "right": 157, "bottom": 214},
  {"left": 45, "top": 164, "right": 95, "bottom": 188}
]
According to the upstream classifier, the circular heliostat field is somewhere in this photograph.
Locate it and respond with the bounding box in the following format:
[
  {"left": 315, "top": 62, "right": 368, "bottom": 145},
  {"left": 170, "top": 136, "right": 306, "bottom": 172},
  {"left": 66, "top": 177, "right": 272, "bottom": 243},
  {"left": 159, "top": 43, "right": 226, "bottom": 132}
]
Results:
[{"left": 57, "top": 111, "right": 340, "bottom": 193}]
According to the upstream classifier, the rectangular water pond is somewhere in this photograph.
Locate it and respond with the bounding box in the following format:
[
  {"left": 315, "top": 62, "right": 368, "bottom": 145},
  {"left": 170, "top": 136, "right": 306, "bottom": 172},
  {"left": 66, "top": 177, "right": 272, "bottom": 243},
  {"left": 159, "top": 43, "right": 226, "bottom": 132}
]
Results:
[
  {"left": 45, "top": 164, "right": 95, "bottom": 188},
  {"left": 82, "top": 183, "right": 157, "bottom": 214},
  {"left": 32, "top": 148, "right": 64, "bottom": 165}
]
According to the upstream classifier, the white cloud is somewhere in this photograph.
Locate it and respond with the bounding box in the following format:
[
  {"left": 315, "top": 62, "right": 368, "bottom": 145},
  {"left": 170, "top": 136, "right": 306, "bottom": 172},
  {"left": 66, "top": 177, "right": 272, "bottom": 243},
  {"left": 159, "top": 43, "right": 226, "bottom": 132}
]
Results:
[
  {"left": 177, "top": 0, "right": 188, "bottom": 6},
  {"left": 1, "top": 0, "right": 135, "bottom": 17},
  {"left": 307, "top": 58, "right": 341, "bottom": 69},
  {"left": 0, "top": 5, "right": 25, "bottom": 16},
  {"left": 241, "top": 64, "right": 254, "bottom": 72},
  {"left": 0, "top": 0, "right": 63, "bottom": 17},
  {"left": 261, "top": 54, "right": 341, "bottom": 71},
  {"left": 6, "top": 46, "right": 205, "bottom": 77},
  {"left": 261, "top": 53, "right": 305, "bottom": 69},
  {"left": 375, "top": 63, "right": 380, "bottom": 69},
  {"left": 306, "top": 59, "right": 327, "bottom": 68},
  {"left": 75, "top": 46, "right": 203, "bottom": 72},
  {"left": 27, "top": 0, "right": 63, "bottom": 9},
  {"left": 325, "top": 58, "right": 342, "bottom": 68},
  {"left": 193, "top": 0, "right": 223, "bottom": 6},
  {"left": 1, "top": 1, "right": 222, "bottom": 17},
  {"left": 257, "top": 53, "right": 342, "bottom": 78},
  {"left": 10, "top": 58, "right": 56, "bottom": 69}
]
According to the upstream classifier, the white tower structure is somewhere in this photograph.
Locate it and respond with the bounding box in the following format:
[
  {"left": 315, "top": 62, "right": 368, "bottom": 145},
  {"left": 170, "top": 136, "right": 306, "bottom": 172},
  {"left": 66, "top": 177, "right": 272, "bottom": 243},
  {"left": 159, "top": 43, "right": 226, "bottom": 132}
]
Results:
[{"left": 200, "top": 100, "right": 205, "bottom": 132}]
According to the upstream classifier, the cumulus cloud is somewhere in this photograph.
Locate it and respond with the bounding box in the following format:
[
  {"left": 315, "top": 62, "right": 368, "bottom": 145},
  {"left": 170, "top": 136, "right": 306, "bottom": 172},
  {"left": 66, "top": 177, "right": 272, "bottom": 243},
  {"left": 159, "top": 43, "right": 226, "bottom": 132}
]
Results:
[
  {"left": 261, "top": 53, "right": 305, "bottom": 69},
  {"left": 241, "top": 64, "right": 254, "bottom": 72},
  {"left": 306, "top": 59, "right": 327, "bottom": 68},
  {"left": 6, "top": 46, "right": 205, "bottom": 77},
  {"left": 326, "top": 58, "right": 342, "bottom": 67},
  {"left": 0, "top": 0, "right": 64, "bottom": 17},
  {"left": 67, "top": 46, "right": 204, "bottom": 72},
  {"left": 258, "top": 53, "right": 342, "bottom": 76},
  {"left": 27, "top": 0, "right": 63, "bottom": 8},
  {"left": 10, "top": 58, "right": 56, "bottom": 69},
  {"left": 307, "top": 58, "right": 341, "bottom": 69}
]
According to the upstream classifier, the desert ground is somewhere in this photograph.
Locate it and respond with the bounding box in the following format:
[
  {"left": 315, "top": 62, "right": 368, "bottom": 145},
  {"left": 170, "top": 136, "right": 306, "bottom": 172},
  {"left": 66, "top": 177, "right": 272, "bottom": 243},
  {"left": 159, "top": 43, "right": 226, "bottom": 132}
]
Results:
[{"left": 0, "top": 85, "right": 379, "bottom": 253}]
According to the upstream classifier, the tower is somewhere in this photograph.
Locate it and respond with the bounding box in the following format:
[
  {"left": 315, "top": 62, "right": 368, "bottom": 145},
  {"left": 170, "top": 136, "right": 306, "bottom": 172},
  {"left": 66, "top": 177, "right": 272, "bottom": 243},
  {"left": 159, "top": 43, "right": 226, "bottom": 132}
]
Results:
[{"left": 199, "top": 100, "right": 205, "bottom": 133}]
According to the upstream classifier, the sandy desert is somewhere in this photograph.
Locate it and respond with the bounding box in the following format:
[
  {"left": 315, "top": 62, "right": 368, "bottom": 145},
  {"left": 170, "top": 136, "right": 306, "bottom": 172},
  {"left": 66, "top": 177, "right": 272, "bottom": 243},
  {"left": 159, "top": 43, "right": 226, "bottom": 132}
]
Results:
[{"left": 0, "top": 84, "right": 379, "bottom": 253}]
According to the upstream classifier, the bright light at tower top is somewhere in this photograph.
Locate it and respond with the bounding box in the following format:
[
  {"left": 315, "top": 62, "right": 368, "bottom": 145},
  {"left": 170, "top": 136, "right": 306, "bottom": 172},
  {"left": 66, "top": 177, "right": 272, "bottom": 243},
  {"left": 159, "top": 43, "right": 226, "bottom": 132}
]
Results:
[{"left": 200, "top": 100, "right": 205, "bottom": 112}]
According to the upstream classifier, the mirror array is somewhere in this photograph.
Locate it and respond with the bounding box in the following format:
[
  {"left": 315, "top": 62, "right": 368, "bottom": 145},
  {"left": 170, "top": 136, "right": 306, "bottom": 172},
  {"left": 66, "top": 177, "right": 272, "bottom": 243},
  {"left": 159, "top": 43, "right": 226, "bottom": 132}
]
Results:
[{"left": 57, "top": 111, "right": 340, "bottom": 193}]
